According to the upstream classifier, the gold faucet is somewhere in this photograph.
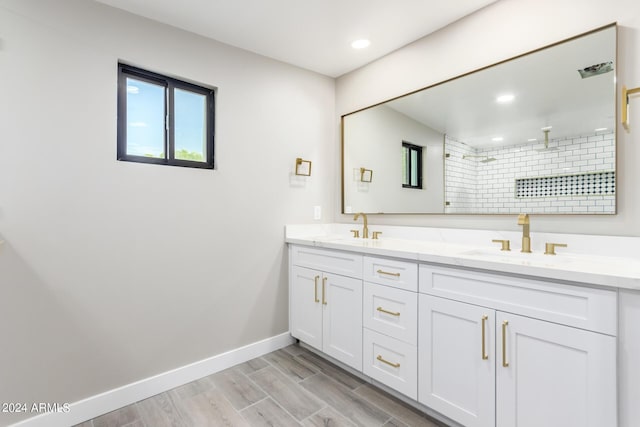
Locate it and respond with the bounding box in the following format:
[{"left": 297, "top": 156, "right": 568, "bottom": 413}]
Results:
[
  {"left": 545, "top": 243, "right": 567, "bottom": 255},
  {"left": 517, "top": 213, "right": 532, "bottom": 253},
  {"left": 353, "top": 212, "right": 369, "bottom": 239}
]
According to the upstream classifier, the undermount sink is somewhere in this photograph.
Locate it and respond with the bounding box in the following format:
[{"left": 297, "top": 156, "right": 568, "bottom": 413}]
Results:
[
  {"left": 458, "top": 248, "right": 579, "bottom": 266},
  {"left": 457, "top": 247, "right": 640, "bottom": 278},
  {"left": 312, "top": 234, "right": 354, "bottom": 242}
]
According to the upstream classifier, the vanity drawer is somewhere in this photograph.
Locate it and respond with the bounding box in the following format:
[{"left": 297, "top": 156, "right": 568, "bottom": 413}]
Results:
[
  {"left": 291, "top": 245, "right": 362, "bottom": 278},
  {"left": 364, "top": 256, "right": 418, "bottom": 291},
  {"left": 419, "top": 265, "right": 617, "bottom": 335},
  {"left": 363, "top": 328, "right": 417, "bottom": 400},
  {"left": 364, "top": 283, "right": 417, "bottom": 345}
]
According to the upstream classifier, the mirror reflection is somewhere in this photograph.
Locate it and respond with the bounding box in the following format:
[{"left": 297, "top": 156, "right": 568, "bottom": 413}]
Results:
[{"left": 342, "top": 24, "right": 616, "bottom": 215}]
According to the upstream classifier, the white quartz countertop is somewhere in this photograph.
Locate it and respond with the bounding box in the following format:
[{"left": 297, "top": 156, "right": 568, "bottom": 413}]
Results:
[{"left": 286, "top": 224, "right": 640, "bottom": 291}]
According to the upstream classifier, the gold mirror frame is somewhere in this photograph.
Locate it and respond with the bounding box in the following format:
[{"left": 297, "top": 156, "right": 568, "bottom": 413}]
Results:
[{"left": 341, "top": 24, "right": 617, "bottom": 215}]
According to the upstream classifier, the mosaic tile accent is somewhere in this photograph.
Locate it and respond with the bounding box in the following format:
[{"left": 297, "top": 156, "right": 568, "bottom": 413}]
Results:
[{"left": 515, "top": 171, "right": 615, "bottom": 198}]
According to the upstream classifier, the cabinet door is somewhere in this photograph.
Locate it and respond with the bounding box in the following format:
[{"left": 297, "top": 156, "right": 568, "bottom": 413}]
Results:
[
  {"left": 418, "top": 295, "right": 496, "bottom": 427},
  {"left": 496, "top": 312, "right": 616, "bottom": 427},
  {"left": 322, "top": 273, "right": 363, "bottom": 370},
  {"left": 290, "top": 266, "right": 323, "bottom": 351}
]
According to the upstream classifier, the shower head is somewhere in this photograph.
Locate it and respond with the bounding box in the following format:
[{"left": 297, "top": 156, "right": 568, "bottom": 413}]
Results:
[
  {"left": 462, "top": 154, "right": 497, "bottom": 163},
  {"left": 534, "top": 128, "right": 558, "bottom": 152},
  {"left": 578, "top": 61, "right": 613, "bottom": 79}
]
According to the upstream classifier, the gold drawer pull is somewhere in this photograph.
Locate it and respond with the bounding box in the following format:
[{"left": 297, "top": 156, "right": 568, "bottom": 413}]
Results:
[
  {"left": 376, "top": 269, "right": 400, "bottom": 277},
  {"left": 314, "top": 276, "right": 320, "bottom": 303},
  {"left": 377, "top": 355, "right": 400, "bottom": 368},
  {"left": 481, "top": 315, "right": 488, "bottom": 360},
  {"left": 377, "top": 306, "right": 401, "bottom": 317},
  {"left": 322, "top": 277, "right": 327, "bottom": 305},
  {"left": 502, "top": 320, "right": 509, "bottom": 367}
]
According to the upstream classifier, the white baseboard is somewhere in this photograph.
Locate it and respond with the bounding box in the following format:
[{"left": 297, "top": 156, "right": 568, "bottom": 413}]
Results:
[{"left": 10, "top": 332, "right": 294, "bottom": 427}]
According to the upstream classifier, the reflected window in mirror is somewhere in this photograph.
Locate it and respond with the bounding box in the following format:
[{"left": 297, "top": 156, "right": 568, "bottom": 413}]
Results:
[{"left": 402, "top": 142, "right": 423, "bottom": 189}]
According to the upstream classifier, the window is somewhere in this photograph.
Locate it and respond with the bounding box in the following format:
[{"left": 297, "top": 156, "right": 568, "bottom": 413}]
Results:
[
  {"left": 117, "top": 63, "right": 215, "bottom": 169},
  {"left": 402, "top": 141, "right": 423, "bottom": 189}
]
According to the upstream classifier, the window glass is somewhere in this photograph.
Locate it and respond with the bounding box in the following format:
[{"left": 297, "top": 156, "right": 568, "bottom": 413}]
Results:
[
  {"left": 117, "top": 64, "right": 215, "bottom": 169},
  {"left": 125, "top": 78, "right": 165, "bottom": 158},
  {"left": 402, "top": 142, "right": 423, "bottom": 189},
  {"left": 174, "top": 88, "right": 207, "bottom": 162},
  {"left": 410, "top": 149, "right": 419, "bottom": 186}
]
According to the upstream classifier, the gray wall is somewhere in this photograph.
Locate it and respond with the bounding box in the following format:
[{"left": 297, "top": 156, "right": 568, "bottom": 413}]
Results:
[
  {"left": 0, "top": 0, "right": 334, "bottom": 425},
  {"left": 336, "top": 0, "right": 640, "bottom": 236},
  {"left": 343, "top": 105, "right": 444, "bottom": 214}
]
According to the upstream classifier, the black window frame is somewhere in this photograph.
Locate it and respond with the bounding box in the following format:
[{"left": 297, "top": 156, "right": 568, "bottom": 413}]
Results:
[
  {"left": 402, "top": 141, "right": 423, "bottom": 189},
  {"left": 117, "top": 63, "right": 215, "bottom": 169}
]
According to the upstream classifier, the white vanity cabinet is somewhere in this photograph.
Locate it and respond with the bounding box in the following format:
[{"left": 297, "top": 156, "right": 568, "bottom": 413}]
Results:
[
  {"left": 362, "top": 256, "right": 418, "bottom": 399},
  {"left": 288, "top": 241, "right": 621, "bottom": 427},
  {"left": 289, "top": 246, "right": 363, "bottom": 370},
  {"left": 418, "top": 265, "right": 617, "bottom": 427}
]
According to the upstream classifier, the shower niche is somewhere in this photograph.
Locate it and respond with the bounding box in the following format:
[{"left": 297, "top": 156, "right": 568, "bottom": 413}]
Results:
[{"left": 342, "top": 24, "right": 616, "bottom": 215}]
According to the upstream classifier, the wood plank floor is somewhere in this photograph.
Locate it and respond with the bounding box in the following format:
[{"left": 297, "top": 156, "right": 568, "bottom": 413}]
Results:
[{"left": 74, "top": 343, "right": 447, "bottom": 427}]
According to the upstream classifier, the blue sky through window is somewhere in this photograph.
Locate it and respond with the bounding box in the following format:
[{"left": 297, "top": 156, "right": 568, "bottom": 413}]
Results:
[
  {"left": 126, "top": 78, "right": 165, "bottom": 157},
  {"left": 126, "top": 77, "right": 207, "bottom": 160},
  {"left": 175, "top": 89, "right": 206, "bottom": 160}
]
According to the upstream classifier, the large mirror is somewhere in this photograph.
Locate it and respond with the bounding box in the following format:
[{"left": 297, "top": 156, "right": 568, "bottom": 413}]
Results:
[{"left": 342, "top": 24, "right": 616, "bottom": 215}]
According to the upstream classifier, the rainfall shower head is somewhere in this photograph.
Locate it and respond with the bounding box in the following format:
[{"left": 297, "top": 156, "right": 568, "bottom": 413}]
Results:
[
  {"left": 534, "top": 128, "right": 558, "bottom": 152},
  {"left": 578, "top": 61, "right": 613, "bottom": 79},
  {"left": 462, "top": 154, "right": 497, "bottom": 163}
]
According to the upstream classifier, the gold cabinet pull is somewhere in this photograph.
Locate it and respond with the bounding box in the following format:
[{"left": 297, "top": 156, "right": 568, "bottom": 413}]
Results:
[
  {"left": 377, "top": 306, "right": 401, "bottom": 317},
  {"left": 314, "top": 276, "right": 320, "bottom": 303},
  {"left": 376, "top": 269, "right": 400, "bottom": 277},
  {"left": 481, "top": 315, "right": 489, "bottom": 360},
  {"left": 322, "top": 277, "right": 327, "bottom": 305},
  {"left": 502, "top": 320, "right": 509, "bottom": 367},
  {"left": 376, "top": 355, "right": 400, "bottom": 368}
]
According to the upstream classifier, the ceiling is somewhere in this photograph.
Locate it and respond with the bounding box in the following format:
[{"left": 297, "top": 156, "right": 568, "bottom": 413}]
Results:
[
  {"left": 385, "top": 25, "right": 616, "bottom": 148},
  {"left": 93, "top": 0, "right": 497, "bottom": 77}
]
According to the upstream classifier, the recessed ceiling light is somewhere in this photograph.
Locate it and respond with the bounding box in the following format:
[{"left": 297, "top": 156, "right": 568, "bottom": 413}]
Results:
[
  {"left": 595, "top": 127, "right": 608, "bottom": 132},
  {"left": 351, "top": 39, "right": 370, "bottom": 49},
  {"left": 527, "top": 138, "right": 537, "bottom": 142},
  {"left": 492, "top": 137, "right": 504, "bottom": 142},
  {"left": 496, "top": 94, "right": 515, "bottom": 103}
]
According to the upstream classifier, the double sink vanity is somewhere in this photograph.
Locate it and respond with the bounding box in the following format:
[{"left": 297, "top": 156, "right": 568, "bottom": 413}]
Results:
[
  {"left": 311, "top": 20, "right": 637, "bottom": 427},
  {"left": 286, "top": 218, "right": 640, "bottom": 427}
]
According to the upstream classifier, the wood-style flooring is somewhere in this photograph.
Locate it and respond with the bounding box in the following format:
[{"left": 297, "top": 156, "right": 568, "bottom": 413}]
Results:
[{"left": 74, "top": 343, "right": 446, "bottom": 427}]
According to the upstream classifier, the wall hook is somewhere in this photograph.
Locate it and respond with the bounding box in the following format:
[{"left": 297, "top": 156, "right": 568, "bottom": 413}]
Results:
[
  {"left": 360, "top": 167, "right": 373, "bottom": 182},
  {"left": 295, "top": 158, "right": 312, "bottom": 176},
  {"left": 622, "top": 85, "right": 640, "bottom": 132}
]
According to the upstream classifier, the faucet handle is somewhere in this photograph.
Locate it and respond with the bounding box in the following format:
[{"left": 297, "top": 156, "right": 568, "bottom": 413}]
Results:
[
  {"left": 517, "top": 213, "right": 530, "bottom": 224},
  {"left": 350, "top": 229, "right": 360, "bottom": 238},
  {"left": 492, "top": 239, "right": 511, "bottom": 251},
  {"left": 372, "top": 231, "right": 382, "bottom": 240},
  {"left": 544, "top": 243, "right": 567, "bottom": 255}
]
